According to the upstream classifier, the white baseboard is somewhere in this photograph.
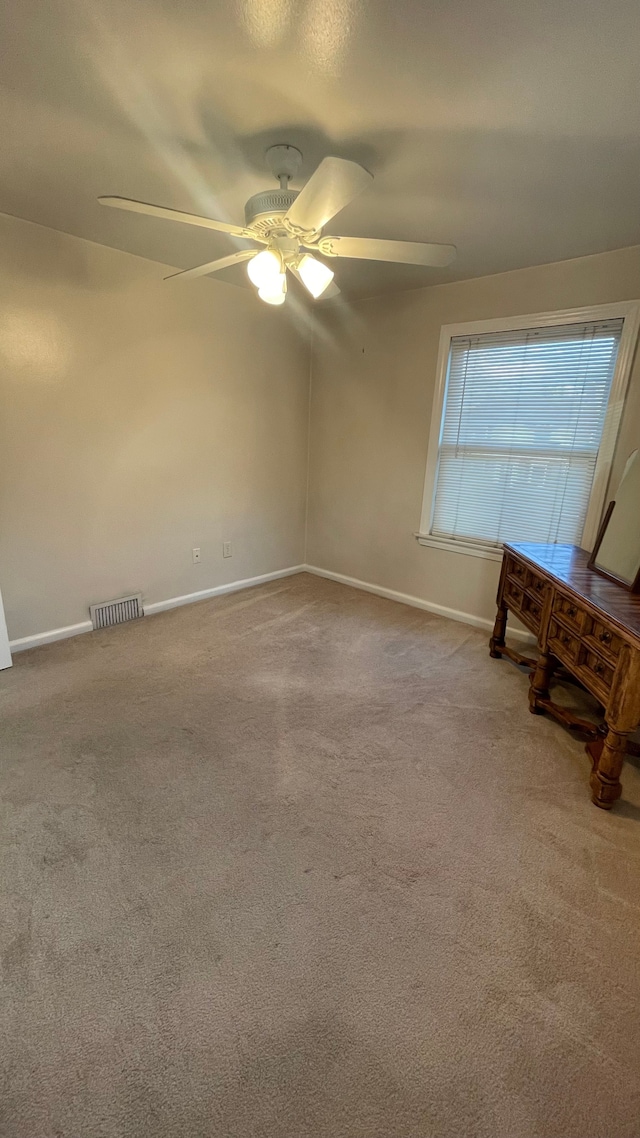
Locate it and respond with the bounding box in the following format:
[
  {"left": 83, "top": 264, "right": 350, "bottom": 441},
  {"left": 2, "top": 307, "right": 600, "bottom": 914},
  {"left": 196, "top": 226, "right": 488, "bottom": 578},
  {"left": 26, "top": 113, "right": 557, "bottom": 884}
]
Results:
[
  {"left": 8, "top": 565, "right": 306, "bottom": 653},
  {"left": 7, "top": 561, "right": 534, "bottom": 654},
  {"left": 303, "top": 564, "right": 536, "bottom": 645},
  {"left": 144, "top": 565, "right": 305, "bottom": 616},
  {"left": 9, "top": 620, "right": 94, "bottom": 653}
]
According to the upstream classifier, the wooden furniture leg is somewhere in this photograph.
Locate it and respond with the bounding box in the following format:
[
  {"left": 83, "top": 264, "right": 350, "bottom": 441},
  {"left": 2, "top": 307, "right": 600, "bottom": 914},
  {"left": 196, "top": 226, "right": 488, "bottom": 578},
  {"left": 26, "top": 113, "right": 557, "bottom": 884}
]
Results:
[
  {"left": 489, "top": 602, "right": 508, "bottom": 658},
  {"left": 489, "top": 558, "right": 508, "bottom": 658},
  {"left": 589, "top": 645, "right": 640, "bottom": 809},
  {"left": 529, "top": 651, "right": 555, "bottom": 714},
  {"left": 589, "top": 727, "right": 627, "bottom": 809}
]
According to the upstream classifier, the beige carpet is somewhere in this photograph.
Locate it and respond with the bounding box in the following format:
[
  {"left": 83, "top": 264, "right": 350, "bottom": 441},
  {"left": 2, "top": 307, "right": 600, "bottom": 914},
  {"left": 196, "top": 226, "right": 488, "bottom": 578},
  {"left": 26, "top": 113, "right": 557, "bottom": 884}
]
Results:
[{"left": 2, "top": 572, "right": 640, "bottom": 1138}]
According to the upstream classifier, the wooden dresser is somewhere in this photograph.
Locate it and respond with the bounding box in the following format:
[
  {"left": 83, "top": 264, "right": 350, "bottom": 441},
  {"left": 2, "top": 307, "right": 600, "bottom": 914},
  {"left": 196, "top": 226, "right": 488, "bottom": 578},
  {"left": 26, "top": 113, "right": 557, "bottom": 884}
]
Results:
[{"left": 490, "top": 542, "right": 640, "bottom": 809}]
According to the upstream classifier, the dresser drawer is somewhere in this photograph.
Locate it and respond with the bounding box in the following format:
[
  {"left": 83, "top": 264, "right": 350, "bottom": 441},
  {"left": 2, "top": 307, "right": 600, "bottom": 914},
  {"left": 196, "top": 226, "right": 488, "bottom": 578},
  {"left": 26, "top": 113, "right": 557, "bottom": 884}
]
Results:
[
  {"left": 576, "top": 648, "right": 615, "bottom": 702},
  {"left": 583, "top": 615, "right": 623, "bottom": 664},
  {"left": 503, "top": 558, "right": 545, "bottom": 633},
  {"left": 505, "top": 555, "right": 527, "bottom": 585},
  {"left": 526, "top": 570, "right": 548, "bottom": 600},
  {"left": 552, "top": 592, "right": 585, "bottom": 634},
  {"left": 548, "top": 617, "right": 580, "bottom": 664},
  {"left": 521, "top": 591, "right": 543, "bottom": 634},
  {"left": 504, "top": 576, "right": 525, "bottom": 614}
]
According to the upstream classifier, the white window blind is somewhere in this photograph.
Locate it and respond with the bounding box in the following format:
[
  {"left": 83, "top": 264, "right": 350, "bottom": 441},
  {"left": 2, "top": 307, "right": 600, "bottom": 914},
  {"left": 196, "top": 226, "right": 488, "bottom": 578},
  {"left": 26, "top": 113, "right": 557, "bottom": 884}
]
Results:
[{"left": 430, "top": 318, "right": 624, "bottom": 548}]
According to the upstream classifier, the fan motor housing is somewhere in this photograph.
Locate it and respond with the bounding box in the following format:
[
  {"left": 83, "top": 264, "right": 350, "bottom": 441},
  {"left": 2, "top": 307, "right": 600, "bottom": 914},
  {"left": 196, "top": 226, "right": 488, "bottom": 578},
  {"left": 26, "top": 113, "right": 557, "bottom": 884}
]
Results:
[{"left": 244, "top": 188, "right": 299, "bottom": 234}]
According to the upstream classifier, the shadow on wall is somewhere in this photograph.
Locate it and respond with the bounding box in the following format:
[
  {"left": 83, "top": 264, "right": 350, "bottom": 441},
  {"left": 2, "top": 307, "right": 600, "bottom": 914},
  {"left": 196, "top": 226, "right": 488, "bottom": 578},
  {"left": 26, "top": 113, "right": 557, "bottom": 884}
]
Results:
[{"left": 0, "top": 215, "right": 170, "bottom": 293}]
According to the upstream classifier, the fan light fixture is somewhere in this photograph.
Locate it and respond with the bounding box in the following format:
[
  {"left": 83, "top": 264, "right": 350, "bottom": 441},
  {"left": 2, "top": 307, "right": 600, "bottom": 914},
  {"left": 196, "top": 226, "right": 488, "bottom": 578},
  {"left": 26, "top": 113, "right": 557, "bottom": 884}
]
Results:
[
  {"left": 296, "top": 254, "right": 334, "bottom": 298},
  {"left": 247, "top": 248, "right": 282, "bottom": 289},
  {"left": 247, "top": 247, "right": 289, "bottom": 306},
  {"left": 258, "top": 276, "right": 286, "bottom": 305}
]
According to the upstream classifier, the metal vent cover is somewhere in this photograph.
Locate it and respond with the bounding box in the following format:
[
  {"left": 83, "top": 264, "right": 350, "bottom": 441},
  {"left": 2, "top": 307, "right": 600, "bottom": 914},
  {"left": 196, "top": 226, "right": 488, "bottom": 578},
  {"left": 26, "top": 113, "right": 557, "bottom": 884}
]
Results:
[{"left": 90, "top": 593, "right": 143, "bottom": 630}]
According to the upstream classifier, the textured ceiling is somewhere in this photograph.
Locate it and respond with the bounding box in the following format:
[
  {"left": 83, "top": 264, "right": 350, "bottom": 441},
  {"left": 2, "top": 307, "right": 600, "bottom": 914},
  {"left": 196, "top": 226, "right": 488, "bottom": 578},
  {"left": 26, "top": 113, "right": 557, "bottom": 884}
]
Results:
[{"left": 1, "top": 0, "right": 640, "bottom": 298}]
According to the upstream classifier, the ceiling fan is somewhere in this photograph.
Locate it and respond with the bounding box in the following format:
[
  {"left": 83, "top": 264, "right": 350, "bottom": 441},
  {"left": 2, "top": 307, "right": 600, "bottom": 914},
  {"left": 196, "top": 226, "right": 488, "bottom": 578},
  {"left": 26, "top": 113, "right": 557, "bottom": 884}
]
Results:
[{"left": 99, "top": 145, "right": 456, "bottom": 306}]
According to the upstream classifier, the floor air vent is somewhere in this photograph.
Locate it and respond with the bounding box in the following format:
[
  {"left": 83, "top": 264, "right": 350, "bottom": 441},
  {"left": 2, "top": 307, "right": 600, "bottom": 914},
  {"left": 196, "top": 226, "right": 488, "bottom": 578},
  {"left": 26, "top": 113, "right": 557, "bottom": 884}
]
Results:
[{"left": 90, "top": 594, "right": 143, "bottom": 630}]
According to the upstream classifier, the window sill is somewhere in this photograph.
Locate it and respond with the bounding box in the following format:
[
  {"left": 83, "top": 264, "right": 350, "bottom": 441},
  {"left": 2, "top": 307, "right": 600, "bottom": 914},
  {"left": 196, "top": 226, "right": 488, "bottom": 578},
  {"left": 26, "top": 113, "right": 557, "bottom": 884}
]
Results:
[{"left": 414, "top": 533, "right": 503, "bottom": 563}]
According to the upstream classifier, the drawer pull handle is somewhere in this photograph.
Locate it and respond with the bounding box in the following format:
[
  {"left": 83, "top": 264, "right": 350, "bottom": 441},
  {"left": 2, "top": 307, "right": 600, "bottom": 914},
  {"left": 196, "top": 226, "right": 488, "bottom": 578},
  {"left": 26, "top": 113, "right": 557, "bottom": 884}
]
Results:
[
  {"left": 599, "top": 631, "right": 612, "bottom": 645},
  {"left": 535, "top": 581, "right": 544, "bottom": 592},
  {"left": 593, "top": 662, "right": 605, "bottom": 676},
  {"left": 567, "top": 606, "right": 577, "bottom": 618}
]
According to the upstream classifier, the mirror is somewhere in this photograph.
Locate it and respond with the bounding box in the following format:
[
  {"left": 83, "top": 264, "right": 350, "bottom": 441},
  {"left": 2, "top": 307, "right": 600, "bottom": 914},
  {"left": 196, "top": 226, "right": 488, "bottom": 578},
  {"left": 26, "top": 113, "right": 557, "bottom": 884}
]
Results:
[{"left": 589, "top": 449, "right": 640, "bottom": 591}]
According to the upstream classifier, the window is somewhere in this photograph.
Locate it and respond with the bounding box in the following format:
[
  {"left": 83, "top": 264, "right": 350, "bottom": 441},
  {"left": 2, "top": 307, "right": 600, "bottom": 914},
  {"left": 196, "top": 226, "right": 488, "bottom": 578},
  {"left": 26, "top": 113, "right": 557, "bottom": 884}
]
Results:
[{"left": 418, "top": 304, "right": 640, "bottom": 560}]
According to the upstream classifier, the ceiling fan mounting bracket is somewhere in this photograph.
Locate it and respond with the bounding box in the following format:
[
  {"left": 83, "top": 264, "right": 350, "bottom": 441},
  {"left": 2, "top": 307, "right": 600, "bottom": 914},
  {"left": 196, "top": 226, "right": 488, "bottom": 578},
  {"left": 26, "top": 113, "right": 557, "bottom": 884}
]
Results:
[{"left": 265, "top": 144, "right": 303, "bottom": 187}]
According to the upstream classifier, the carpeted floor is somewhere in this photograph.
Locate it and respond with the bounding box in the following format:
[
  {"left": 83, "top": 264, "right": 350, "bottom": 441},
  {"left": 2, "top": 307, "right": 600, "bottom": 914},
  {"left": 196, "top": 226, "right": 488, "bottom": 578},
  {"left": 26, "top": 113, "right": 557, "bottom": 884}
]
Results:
[{"left": 2, "top": 572, "right": 640, "bottom": 1138}]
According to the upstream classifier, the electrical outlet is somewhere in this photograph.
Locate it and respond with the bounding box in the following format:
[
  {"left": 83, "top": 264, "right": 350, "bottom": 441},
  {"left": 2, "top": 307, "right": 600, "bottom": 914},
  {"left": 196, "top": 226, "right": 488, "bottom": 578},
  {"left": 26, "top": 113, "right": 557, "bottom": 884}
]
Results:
[
  {"left": 223, "top": 541, "right": 232, "bottom": 558},
  {"left": 192, "top": 547, "right": 201, "bottom": 564}
]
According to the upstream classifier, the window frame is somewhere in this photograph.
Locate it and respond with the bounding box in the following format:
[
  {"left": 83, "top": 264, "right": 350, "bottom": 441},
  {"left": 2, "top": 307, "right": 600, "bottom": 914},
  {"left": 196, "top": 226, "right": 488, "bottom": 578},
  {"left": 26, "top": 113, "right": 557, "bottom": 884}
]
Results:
[{"left": 416, "top": 301, "right": 640, "bottom": 562}]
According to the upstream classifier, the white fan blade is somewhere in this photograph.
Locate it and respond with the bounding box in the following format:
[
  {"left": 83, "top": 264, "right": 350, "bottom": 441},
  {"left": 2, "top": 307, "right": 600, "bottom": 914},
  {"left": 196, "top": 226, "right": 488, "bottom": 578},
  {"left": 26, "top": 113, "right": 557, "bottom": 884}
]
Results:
[
  {"left": 314, "top": 235, "right": 457, "bottom": 268},
  {"left": 284, "top": 158, "right": 372, "bottom": 235},
  {"left": 289, "top": 265, "right": 341, "bottom": 301},
  {"left": 99, "top": 196, "right": 265, "bottom": 242},
  {"left": 164, "top": 250, "right": 257, "bottom": 281}
]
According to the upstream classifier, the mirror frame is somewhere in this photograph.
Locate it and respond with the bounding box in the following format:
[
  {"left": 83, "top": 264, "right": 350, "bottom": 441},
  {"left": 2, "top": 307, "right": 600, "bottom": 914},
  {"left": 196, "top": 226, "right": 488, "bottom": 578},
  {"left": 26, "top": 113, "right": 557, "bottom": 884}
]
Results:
[{"left": 588, "top": 499, "right": 640, "bottom": 593}]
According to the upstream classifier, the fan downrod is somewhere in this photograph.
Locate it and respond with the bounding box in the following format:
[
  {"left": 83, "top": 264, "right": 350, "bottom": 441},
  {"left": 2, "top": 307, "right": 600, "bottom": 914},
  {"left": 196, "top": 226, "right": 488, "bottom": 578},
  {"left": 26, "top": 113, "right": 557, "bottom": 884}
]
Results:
[{"left": 265, "top": 145, "right": 303, "bottom": 189}]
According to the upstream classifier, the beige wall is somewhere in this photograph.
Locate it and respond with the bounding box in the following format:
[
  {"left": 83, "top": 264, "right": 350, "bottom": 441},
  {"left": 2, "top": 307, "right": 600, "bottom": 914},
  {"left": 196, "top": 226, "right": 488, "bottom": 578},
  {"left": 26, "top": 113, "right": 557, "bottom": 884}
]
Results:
[
  {"left": 2, "top": 215, "right": 639, "bottom": 646},
  {"left": 0, "top": 213, "right": 309, "bottom": 641},
  {"left": 307, "top": 246, "right": 640, "bottom": 626}
]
